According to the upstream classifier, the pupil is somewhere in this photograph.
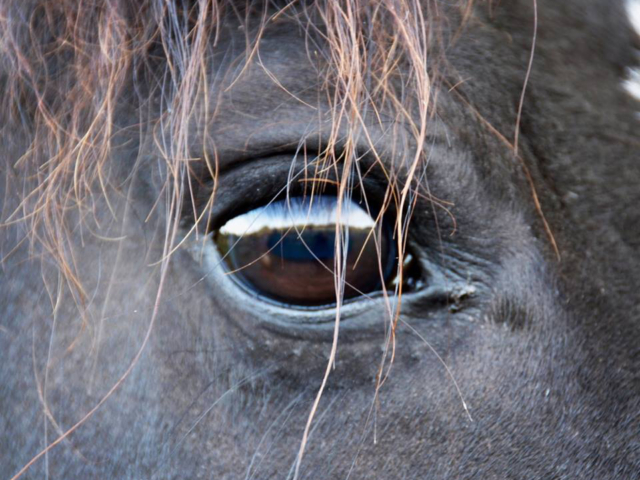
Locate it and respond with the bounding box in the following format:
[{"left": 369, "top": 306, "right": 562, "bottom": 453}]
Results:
[{"left": 215, "top": 196, "right": 396, "bottom": 307}]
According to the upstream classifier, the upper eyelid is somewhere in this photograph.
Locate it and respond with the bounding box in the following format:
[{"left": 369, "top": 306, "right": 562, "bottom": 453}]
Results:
[{"left": 186, "top": 151, "right": 396, "bottom": 233}]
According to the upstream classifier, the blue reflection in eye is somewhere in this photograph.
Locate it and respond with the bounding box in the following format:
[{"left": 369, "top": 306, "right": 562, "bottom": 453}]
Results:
[
  {"left": 267, "top": 230, "right": 335, "bottom": 261},
  {"left": 215, "top": 196, "right": 396, "bottom": 306}
]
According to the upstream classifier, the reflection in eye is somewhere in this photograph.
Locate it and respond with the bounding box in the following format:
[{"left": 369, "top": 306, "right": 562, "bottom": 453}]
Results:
[{"left": 214, "top": 196, "right": 397, "bottom": 307}]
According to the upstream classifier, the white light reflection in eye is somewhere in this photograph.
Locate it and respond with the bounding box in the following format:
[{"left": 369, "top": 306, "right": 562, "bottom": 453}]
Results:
[
  {"left": 220, "top": 196, "right": 376, "bottom": 236},
  {"left": 624, "top": 0, "right": 640, "bottom": 103}
]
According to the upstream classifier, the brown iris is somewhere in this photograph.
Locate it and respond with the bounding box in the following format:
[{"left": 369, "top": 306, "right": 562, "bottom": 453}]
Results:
[{"left": 214, "top": 196, "right": 396, "bottom": 307}]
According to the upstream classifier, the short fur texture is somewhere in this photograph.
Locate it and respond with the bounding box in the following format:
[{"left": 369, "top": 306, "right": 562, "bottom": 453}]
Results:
[{"left": 1, "top": 0, "right": 639, "bottom": 478}]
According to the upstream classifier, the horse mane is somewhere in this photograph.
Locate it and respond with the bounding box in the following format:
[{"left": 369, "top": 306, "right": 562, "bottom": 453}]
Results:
[
  {"left": 0, "top": 4, "right": 461, "bottom": 477},
  {"left": 0, "top": 0, "right": 458, "bottom": 303}
]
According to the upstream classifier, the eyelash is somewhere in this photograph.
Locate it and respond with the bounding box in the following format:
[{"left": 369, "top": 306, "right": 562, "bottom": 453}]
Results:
[{"left": 199, "top": 154, "right": 387, "bottom": 232}]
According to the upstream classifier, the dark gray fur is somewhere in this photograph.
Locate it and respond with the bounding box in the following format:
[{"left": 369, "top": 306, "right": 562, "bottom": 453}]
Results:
[{"left": 1, "top": 0, "right": 639, "bottom": 478}]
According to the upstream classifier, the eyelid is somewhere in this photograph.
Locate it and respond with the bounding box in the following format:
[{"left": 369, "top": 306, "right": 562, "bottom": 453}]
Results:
[{"left": 192, "top": 153, "right": 394, "bottom": 235}]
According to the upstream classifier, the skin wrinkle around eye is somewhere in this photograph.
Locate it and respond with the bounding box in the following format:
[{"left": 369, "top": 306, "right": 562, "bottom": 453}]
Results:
[
  {"left": 181, "top": 137, "right": 499, "bottom": 344},
  {"left": 182, "top": 26, "right": 463, "bottom": 183},
  {"left": 180, "top": 78, "right": 521, "bottom": 337}
]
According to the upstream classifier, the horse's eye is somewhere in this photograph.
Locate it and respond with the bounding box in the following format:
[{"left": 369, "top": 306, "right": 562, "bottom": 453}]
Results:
[{"left": 214, "top": 196, "right": 397, "bottom": 307}]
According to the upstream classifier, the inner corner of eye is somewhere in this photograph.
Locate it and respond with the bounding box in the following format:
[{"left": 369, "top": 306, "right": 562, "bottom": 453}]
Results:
[{"left": 213, "top": 195, "right": 413, "bottom": 307}]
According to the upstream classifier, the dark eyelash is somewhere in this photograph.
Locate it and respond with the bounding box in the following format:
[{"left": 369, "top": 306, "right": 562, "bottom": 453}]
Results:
[{"left": 184, "top": 152, "right": 396, "bottom": 235}]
